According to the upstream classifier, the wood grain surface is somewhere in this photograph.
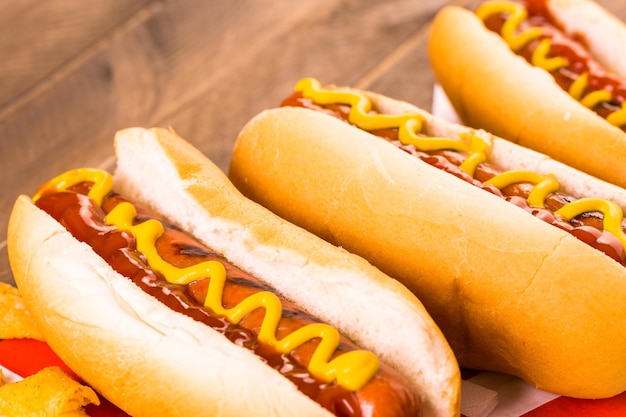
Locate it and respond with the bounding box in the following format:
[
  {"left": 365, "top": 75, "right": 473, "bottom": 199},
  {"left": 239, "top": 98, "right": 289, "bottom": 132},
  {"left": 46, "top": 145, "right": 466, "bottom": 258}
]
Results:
[{"left": 1, "top": 0, "right": 625, "bottom": 285}]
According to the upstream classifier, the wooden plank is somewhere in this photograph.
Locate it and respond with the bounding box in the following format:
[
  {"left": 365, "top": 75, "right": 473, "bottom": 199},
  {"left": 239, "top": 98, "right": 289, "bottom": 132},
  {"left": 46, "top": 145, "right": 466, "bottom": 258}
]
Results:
[
  {"left": 0, "top": 0, "right": 450, "bottom": 284},
  {"left": 363, "top": 0, "right": 626, "bottom": 109},
  {"left": 3, "top": 0, "right": 626, "bottom": 285},
  {"left": 354, "top": 0, "right": 454, "bottom": 110},
  {"left": 156, "top": 0, "right": 452, "bottom": 171},
  {"left": 0, "top": 0, "right": 154, "bottom": 110}
]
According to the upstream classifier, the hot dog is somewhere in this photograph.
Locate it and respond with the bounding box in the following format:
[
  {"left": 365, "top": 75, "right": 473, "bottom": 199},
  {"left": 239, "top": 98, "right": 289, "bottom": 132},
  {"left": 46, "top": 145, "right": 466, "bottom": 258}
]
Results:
[
  {"left": 228, "top": 78, "right": 626, "bottom": 399},
  {"left": 428, "top": 0, "right": 626, "bottom": 189},
  {"left": 7, "top": 128, "right": 460, "bottom": 417}
]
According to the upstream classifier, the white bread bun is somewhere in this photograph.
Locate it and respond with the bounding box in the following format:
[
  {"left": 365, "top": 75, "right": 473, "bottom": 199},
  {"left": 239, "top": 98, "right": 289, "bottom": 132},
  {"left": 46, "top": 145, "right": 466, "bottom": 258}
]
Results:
[
  {"left": 428, "top": 5, "right": 626, "bottom": 189},
  {"left": 7, "top": 127, "right": 460, "bottom": 417},
  {"left": 229, "top": 105, "right": 626, "bottom": 399}
]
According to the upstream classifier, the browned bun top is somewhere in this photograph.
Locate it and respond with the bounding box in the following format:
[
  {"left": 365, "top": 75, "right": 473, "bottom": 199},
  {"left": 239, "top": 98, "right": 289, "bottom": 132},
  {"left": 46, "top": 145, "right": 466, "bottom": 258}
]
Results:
[
  {"left": 428, "top": 5, "right": 626, "bottom": 189},
  {"left": 229, "top": 106, "right": 626, "bottom": 399}
]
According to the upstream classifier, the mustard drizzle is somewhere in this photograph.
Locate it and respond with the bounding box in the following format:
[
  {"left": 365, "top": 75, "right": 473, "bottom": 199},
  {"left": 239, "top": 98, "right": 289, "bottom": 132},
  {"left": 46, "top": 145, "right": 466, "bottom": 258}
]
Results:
[
  {"left": 295, "top": 77, "right": 626, "bottom": 251},
  {"left": 33, "top": 168, "right": 380, "bottom": 391},
  {"left": 476, "top": 1, "right": 626, "bottom": 128}
]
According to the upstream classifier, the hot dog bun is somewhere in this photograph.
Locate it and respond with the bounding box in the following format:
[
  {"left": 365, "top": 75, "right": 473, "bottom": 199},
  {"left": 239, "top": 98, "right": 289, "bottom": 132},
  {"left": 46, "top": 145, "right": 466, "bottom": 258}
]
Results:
[
  {"left": 7, "top": 127, "right": 460, "bottom": 417},
  {"left": 228, "top": 92, "right": 626, "bottom": 399},
  {"left": 428, "top": 2, "right": 626, "bottom": 189}
]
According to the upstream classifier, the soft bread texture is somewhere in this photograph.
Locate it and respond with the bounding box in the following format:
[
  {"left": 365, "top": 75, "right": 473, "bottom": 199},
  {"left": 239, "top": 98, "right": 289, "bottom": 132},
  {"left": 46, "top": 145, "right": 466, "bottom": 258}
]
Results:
[
  {"left": 546, "top": 0, "right": 626, "bottom": 78},
  {"left": 8, "top": 127, "right": 460, "bottom": 417},
  {"left": 229, "top": 106, "right": 626, "bottom": 399},
  {"left": 9, "top": 196, "right": 322, "bottom": 417},
  {"left": 428, "top": 5, "right": 626, "bottom": 189}
]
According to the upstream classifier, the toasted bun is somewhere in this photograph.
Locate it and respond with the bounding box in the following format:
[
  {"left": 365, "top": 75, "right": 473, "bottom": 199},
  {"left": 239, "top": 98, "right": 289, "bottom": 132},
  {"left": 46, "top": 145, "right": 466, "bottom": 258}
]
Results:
[
  {"left": 229, "top": 105, "right": 626, "bottom": 399},
  {"left": 8, "top": 128, "right": 460, "bottom": 417},
  {"left": 428, "top": 5, "right": 626, "bottom": 189}
]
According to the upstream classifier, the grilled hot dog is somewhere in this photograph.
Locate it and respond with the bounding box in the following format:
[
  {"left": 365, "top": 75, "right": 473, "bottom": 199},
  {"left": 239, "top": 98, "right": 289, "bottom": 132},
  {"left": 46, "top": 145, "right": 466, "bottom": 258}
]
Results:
[
  {"left": 228, "top": 78, "right": 626, "bottom": 399},
  {"left": 429, "top": 0, "right": 626, "bottom": 189},
  {"left": 8, "top": 127, "right": 460, "bottom": 417}
]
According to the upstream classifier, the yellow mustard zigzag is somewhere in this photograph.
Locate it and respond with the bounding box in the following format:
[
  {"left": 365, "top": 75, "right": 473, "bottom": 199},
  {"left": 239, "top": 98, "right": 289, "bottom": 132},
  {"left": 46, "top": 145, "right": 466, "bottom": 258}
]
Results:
[
  {"left": 296, "top": 77, "right": 626, "bottom": 250},
  {"left": 476, "top": 0, "right": 626, "bottom": 127},
  {"left": 35, "top": 167, "right": 380, "bottom": 391}
]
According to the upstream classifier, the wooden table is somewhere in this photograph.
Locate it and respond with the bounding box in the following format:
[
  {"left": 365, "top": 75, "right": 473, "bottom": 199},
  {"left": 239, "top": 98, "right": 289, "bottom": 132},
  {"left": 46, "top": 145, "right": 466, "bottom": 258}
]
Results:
[{"left": 2, "top": 0, "right": 625, "bottom": 285}]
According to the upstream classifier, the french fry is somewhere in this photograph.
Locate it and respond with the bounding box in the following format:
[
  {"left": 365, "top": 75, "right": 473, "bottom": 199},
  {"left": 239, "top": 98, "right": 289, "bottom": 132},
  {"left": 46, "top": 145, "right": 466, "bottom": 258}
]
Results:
[
  {"left": 0, "top": 282, "right": 43, "bottom": 340},
  {"left": 0, "top": 366, "right": 99, "bottom": 417}
]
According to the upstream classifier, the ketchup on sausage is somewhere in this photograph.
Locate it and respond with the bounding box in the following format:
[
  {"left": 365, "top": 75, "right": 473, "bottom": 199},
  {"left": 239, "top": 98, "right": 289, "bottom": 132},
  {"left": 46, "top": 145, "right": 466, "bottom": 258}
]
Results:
[
  {"left": 479, "top": 0, "right": 626, "bottom": 127},
  {"left": 34, "top": 183, "right": 420, "bottom": 417},
  {"left": 282, "top": 90, "right": 626, "bottom": 265}
]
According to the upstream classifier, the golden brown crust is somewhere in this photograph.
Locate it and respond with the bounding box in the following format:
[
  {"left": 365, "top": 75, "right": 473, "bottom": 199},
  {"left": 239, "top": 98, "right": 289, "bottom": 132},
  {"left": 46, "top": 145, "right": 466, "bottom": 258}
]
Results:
[
  {"left": 428, "top": 5, "right": 626, "bottom": 189},
  {"left": 229, "top": 105, "right": 626, "bottom": 399},
  {"left": 8, "top": 128, "right": 460, "bottom": 417}
]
